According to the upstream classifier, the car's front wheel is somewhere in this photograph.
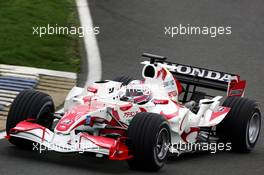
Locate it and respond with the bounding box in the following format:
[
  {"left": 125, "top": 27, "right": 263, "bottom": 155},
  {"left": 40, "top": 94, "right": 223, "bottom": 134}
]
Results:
[
  {"left": 127, "top": 112, "right": 171, "bottom": 171},
  {"left": 6, "top": 89, "right": 55, "bottom": 149}
]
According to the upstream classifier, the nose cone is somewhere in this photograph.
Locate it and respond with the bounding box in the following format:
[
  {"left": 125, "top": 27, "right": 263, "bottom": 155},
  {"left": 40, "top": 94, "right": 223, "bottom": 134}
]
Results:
[
  {"left": 55, "top": 100, "right": 108, "bottom": 133},
  {"left": 55, "top": 105, "right": 90, "bottom": 132}
]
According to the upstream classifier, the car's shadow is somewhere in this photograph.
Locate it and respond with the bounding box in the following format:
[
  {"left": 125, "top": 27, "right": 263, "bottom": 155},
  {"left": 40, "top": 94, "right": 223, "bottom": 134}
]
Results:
[
  {"left": 2, "top": 143, "right": 130, "bottom": 174},
  {"left": 1, "top": 141, "right": 253, "bottom": 174}
]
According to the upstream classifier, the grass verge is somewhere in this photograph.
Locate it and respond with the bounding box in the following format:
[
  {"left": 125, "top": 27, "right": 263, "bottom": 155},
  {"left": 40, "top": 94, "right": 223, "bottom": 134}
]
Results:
[{"left": 0, "top": 0, "right": 80, "bottom": 72}]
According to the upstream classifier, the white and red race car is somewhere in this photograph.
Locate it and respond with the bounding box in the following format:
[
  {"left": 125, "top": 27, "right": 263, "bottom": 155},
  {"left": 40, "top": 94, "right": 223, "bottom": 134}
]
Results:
[{"left": 6, "top": 53, "right": 261, "bottom": 171}]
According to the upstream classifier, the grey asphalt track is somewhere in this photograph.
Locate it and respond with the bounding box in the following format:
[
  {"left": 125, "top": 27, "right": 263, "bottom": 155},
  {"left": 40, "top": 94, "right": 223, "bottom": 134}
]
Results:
[{"left": 1, "top": 0, "right": 264, "bottom": 174}]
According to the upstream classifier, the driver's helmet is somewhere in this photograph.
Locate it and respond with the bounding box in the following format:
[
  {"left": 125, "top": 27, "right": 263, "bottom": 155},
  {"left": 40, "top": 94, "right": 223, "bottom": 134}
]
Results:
[{"left": 121, "top": 85, "right": 151, "bottom": 104}]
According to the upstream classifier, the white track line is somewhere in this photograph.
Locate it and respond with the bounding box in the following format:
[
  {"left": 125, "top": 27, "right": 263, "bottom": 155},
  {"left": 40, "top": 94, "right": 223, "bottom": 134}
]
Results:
[{"left": 76, "top": 0, "right": 102, "bottom": 85}]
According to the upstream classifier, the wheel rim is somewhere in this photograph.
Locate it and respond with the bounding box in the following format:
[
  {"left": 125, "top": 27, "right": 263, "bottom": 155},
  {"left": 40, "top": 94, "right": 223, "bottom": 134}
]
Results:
[
  {"left": 248, "top": 112, "right": 261, "bottom": 144},
  {"left": 155, "top": 128, "right": 170, "bottom": 161}
]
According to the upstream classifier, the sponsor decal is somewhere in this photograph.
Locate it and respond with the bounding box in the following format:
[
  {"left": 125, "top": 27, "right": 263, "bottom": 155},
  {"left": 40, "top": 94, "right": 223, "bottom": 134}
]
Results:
[
  {"left": 164, "top": 80, "right": 175, "bottom": 87},
  {"left": 86, "top": 115, "right": 91, "bottom": 125},
  {"left": 230, "top": 89, "right": 243, "bottom": 95},
  {"left": 155, "top": 62, "right": 233, "bottom": 82},
  {"left": 124, "top": 111, "right": 138, "bottom": 118}
]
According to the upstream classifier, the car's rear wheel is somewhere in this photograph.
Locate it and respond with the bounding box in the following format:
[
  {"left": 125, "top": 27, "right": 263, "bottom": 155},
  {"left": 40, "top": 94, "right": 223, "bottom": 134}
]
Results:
[
  {"left": 217, "top": 96, "right": 261, "bottom": 152},
  {"left": 6, "top": 89, "right": 55, "bottom": 149},
  {"left": 127, "top": 112, "right": 171, "bottom": 171}
]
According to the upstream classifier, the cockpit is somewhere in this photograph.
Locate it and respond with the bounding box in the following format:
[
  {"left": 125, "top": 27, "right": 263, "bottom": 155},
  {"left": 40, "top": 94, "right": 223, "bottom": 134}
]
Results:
[{"left": 120, "top": 86, "right": 152, "bottom": 105}]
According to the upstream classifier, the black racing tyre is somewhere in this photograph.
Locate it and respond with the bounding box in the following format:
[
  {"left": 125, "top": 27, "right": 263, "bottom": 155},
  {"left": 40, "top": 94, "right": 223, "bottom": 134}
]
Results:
[
  {"left": 6, "top": 89, "right": 55, "bottom": 148},
  {"left": 113, "top": 76, "right": 133, "bottom": 86},
  {"left": 127, "top": 112, "right": 171, "bottom": 171},
  {"left": 217, "top": 96, "right": 261, "bottom": 152}
]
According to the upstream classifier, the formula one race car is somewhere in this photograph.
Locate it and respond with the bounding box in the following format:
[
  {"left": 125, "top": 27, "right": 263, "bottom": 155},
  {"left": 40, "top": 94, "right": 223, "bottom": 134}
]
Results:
[{"left": 6, "top": 53, "right": 261, "bottom": 171}]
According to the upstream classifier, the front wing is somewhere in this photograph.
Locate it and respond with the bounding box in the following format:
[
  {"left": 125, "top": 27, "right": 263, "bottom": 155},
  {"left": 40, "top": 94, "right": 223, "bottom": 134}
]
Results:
[{"left": 8, "top": 121, "right": 132, "bottom": 160}]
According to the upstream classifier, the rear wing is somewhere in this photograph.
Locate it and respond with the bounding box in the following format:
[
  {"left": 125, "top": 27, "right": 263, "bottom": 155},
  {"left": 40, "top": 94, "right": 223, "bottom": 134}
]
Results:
[{"left": 141, "top": 53, "right": 246, "bottom": 97}]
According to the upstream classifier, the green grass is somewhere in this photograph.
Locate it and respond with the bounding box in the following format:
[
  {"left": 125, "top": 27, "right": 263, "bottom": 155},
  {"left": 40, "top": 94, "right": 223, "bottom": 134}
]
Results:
[{"left": 0, "top": 0, "right": 80, "bottom": 72}]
